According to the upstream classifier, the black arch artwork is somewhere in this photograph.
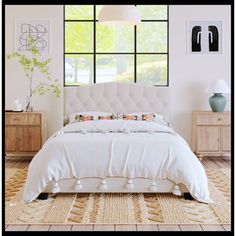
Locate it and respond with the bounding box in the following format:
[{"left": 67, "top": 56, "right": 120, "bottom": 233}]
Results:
[
  {"left": 18, "top": 23, "right": 48, "bottom": 52},
  {"left": 191, "top": 26, "right": 202, "bottom": 52},
  {"left": 208, "top": 25, "right": 219, "bottom": 52},
  {"left": 190, "top": 23, "right": 220, "bottom": 53}
]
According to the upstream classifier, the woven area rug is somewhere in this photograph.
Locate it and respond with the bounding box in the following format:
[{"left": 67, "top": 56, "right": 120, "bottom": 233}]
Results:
[{"left": 5, "top": 167, "right": 231, "bottom": 224}]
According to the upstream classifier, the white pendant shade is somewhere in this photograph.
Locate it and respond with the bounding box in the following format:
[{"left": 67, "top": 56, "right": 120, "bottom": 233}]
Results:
[
  {"left": 98, "top": 5, "right": 141, "bottom": 26},
  {"left": 204, "top": 79, "right": 231, "bottom": 94}
]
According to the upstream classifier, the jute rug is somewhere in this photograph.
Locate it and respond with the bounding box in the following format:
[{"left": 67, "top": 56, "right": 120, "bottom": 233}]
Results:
[{"left": 5, "top": 167, "right": 231, "bottom": 224}]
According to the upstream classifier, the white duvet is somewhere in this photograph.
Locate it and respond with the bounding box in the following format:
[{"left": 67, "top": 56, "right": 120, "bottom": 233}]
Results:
[{"left": 23, "top": 120, "right": 213, "bottom": 203}]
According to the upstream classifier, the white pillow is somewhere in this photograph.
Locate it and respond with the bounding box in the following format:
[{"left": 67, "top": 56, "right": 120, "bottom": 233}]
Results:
[
  {"left": 128, "top": 112, "right": 170, "bottom": 127},
  {"left": 68, "top": 111, "right": 112, "bottom": 124}
]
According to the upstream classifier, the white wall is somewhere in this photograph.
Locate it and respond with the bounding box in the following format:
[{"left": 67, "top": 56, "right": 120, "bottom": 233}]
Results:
[
  {"left": 5, "top": 5, "right": 64, "bottom": 138},
  {"left": 169, "top": 5, "right": 231, "bottom": 144},
  {"left": 5, "top": 5, "right": 231, "bottom": 144}
]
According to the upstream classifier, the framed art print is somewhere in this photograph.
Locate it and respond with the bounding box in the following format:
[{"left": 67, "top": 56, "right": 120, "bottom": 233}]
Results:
[
  {"left": 15, "top": 19, "right": 50, "bottom": 54},
  {"left": 187, "top": 20, "right": 222, "bottom": 54}
]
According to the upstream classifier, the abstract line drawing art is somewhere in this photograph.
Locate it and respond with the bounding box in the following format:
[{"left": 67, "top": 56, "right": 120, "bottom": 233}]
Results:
[
  {"left": 188, "top": 21, "right": 222, "bottom": 54},
  {"left": 15, "top": 20, "right": 50, "bottom": 54}
]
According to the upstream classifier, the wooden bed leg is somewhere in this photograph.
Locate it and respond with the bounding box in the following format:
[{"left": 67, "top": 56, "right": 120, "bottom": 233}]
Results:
[
  {"left": 194, "top": 152, "right": 203, "bottom": 161},
  {"left": 183, "top": 193, "right": 194, "bottom": 200},
  {"left": 197, "top": 153, "right": 203, "bottom": 161},
  {"left": 37, "top": 193, "right": 49, "bottom": 200}
]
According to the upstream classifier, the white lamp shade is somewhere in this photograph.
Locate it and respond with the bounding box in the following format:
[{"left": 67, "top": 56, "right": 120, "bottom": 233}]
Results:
[
  {"left": 204, "top": 79, "right": 231, "bottom": 94},
  {"left": 98, "top": 5, "right": 141, "bottom": 26}
]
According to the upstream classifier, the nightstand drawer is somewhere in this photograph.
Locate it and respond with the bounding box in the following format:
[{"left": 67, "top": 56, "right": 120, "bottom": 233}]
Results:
[
  {"left": 5, "top": 113, "right": 41, "bottom": 125},
  {"left": 196, "top": 114, "right": 230, "bottom": 125}
]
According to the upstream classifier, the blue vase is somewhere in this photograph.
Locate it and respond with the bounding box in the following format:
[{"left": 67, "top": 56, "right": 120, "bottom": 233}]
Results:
[{"left": 209, "top": 93, "right": 226, "bottom": 112}]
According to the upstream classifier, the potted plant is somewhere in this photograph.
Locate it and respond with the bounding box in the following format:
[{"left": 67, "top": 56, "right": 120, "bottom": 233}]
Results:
[{"left": 7, "top": 36, "right": 61, "bottom": 112}]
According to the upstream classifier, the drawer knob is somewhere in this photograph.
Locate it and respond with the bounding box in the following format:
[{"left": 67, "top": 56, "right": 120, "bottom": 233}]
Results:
[
  {"left": 217, "top": 118, "right": 222, "bottom": 121},
  {"left": 13, "top": 118, "right": 20, "bottom": 121}
]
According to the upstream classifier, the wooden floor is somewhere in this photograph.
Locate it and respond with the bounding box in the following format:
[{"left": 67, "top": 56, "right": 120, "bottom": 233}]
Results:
[{"left": 5, "top": 157, "right": 231, "bottom": 232}]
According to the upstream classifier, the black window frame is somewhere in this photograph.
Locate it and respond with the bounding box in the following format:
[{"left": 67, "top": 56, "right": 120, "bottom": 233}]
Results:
[{"left": 64, "top": 4, "right": 169, "bottom": 87}]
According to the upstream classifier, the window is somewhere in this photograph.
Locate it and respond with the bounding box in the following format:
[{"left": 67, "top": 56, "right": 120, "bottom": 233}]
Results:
[{"left": 64, "top": 5, "right": 168, "bottom": 86}]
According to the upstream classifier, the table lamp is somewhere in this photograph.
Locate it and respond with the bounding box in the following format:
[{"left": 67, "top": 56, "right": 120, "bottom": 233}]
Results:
[{"left": 204, "top": 79, "right": 230, "bottom": 112}]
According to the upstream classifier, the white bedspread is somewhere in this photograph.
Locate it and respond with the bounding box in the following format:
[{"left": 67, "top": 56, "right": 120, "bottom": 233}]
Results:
[{"left": 23, "top": 120, "right": 212, "bottom": 203}]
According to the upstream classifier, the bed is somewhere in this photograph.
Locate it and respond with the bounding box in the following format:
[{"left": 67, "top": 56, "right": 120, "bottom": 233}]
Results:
[{"left": 23, "top": 82, "right": 212, "bottom": 204}]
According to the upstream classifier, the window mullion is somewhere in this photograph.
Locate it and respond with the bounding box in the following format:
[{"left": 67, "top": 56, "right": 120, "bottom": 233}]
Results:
[
  {"left": 167, "top": 5, "right": 169, "bottom": 86},
  {"left": 93, "top": 5, "right": 96, "bottom": 84},
  {"left": 134, "top": 25, "right": 137, "bottom": 83},
  {"left": 63, "top": 5, "right": 65, "bottom": 87}
]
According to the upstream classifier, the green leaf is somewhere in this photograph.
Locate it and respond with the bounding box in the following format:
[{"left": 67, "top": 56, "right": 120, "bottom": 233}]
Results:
[{"left": 6, "top": 35, "right": 62, "bottom": 97}]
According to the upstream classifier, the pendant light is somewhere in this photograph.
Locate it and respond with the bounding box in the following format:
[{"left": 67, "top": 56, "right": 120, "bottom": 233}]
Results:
[{"left": 98, "top": 5, "right": 141, "bottom": 26}]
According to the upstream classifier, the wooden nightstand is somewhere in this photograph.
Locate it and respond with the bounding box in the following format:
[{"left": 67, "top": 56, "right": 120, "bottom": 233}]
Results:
[
  {"left": 192, "top": 111, "right": 231, "bottom": 160},
  {"left": 5, "top": 111, "right": 46, "bottom": 157}
]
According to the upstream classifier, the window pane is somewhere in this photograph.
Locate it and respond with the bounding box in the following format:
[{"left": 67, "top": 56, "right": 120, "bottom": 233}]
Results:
[
  {"left": 65, "top": 22, "right": 93, "bottom": 53},
  {"left": 137, "top": 55, "right": 167, "bottom": 85},
  {"left": 137, "top": 5, "right": 167, "bottom": 20},
  {"left": 65, "top": 55, "right": 93, "bottom": 86},
  {"left": 96, "top": 23, "right": 134, "bottom": 53},
  {"left": 96, "top": 5, "right": 103, "bottom": 20},
  {"left": 65, "top": 5, "right": 93, "bottom": 20},
  {"left": 96, "top": 55, "right": 134, "bottom": 83},
  {"left": 137, "top": 22, "right": 167, "bottom": 53}
]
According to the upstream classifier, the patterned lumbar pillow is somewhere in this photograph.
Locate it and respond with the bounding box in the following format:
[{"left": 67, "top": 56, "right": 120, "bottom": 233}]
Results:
[
  {"left": 111, "top": 113, "right": 155, "bottom": 122},
  {"left": 128, "top": 112, "right": 169, "bottom": 126},
  {"left": 69, "top": 111, "right": 112, "bottom": 123},
  {"left": 112, "top": 113, "right": 124, "bottom": 120},
  {"left": 75, "top": 114, "right": 94, "bottom": 122},
  {"left": 124, "top": 113, "right": 155, "bottom": 122},
  {"left": 123, "top": 114, "right": 139, "bottom": 120},
  {"left": 141, "top": 113, "right": 155, "bottom": 122},
  {"left": 98, "top": 115, "right": 113, "bottom": 120},
  {"left": 73, "top": 112, "right": 166, "bottom": 124}
]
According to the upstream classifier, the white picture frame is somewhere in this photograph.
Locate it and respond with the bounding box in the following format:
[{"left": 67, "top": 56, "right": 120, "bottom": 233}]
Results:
[
  {"left": 187, "top": 20, "right": 222, "bottom": 55},
  {"left": 15, "top": 19, "right": 50, "bottom": 54}
]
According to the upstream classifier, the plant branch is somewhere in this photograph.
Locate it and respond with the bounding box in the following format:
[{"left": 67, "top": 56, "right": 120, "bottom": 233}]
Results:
[
  {"left": 7, "top": 35, "right": 61, "bottom": 102},
  {"left": 33, "top": 81, "right": 52, "bottom": 91},
  {"left": 29, "top": 67, "right": 34, "bottom": 97}
]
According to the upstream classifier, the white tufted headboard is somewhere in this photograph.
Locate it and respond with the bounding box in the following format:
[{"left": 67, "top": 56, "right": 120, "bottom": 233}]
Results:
[{"left": 64, "top": 82, "right": 171, "bottom": 121}]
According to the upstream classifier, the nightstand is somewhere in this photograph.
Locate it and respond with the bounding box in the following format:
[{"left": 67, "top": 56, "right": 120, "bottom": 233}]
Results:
[
  {"left": 191, "top": 111, "right": 231, "bottom": 160},
  {"left": 5, "top": 111, "right": 46, "bottom": 157}
]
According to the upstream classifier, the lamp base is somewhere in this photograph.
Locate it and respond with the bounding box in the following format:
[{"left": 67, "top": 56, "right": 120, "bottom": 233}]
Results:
[{"left": 209, "top": 93, "right": 226, "bottom": 112}]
